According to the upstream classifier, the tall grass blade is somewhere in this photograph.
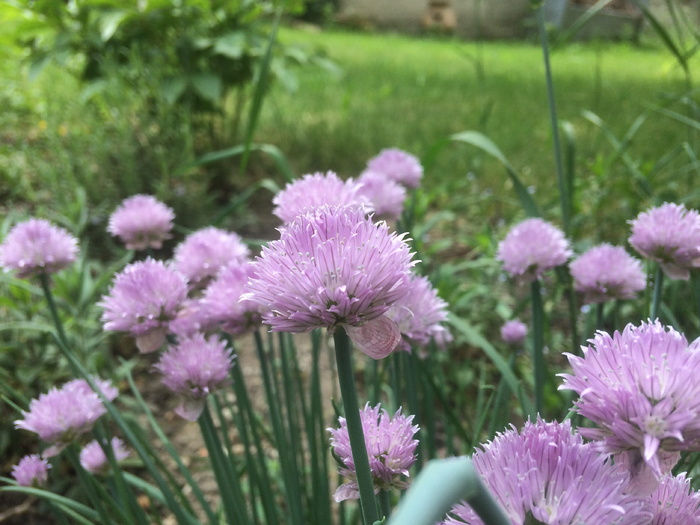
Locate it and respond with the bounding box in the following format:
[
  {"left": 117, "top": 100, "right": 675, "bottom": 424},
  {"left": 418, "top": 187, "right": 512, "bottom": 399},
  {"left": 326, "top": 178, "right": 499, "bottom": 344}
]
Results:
[{"left": 633, "top": 0, "right": 689, "bottom": 73}]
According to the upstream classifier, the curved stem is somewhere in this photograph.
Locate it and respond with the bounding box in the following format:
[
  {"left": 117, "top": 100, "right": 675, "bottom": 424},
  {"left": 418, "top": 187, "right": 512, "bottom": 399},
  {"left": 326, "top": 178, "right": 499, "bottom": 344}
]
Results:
[{"left": 333, "top": 327, "right": 379, "bottom": 525}]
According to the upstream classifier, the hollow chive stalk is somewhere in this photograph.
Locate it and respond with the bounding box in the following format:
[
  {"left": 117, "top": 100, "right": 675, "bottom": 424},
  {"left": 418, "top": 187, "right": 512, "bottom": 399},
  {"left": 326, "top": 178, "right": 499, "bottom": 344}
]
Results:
[{"left": 530, "top": 279, "right": 545, "bottom": 417}]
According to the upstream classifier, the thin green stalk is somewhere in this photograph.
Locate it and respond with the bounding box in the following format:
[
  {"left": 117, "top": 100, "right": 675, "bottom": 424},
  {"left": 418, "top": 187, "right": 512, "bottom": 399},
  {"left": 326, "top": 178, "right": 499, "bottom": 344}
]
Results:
[
  {"left": 333, "top": 326, "right": 379, "bottom": 525},
  {"left": 531, "top": 279, "right": 545, "bottom": 417},
  {"left": 651, "top": 265, "right": 664, "bottom": 320},
  {"left": 487, "top": 353, "right": 517, "bottom": 439},
  {"left": 65, "top": 445, "right": 121, "bottom": 525},
  {"left": 596, "top": 302, "right": 605, "bottom": 330},
  {"left": 403, "top": 351, "right": 423, "bottom": 471},
  {"left": 379, "top": 490, "right": 392, "bottom": 520}
]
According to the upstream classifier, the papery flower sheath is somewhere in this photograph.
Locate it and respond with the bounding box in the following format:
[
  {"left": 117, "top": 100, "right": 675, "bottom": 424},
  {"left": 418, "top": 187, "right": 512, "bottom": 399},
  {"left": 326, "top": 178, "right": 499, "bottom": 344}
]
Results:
[
  {"left": 272, "top": 171, "right": 369, "bottom": 224},
  {"left": 496, "top": 218, "right": 571, "bottom": 281},
  {"left": 154, "top": 333, "right": 235, "bottom": 421},
  {"left": 80, "top": 437, "right": 130, "bottom": 475},
  {"left": 173, "top": 227, "right": 250, "bottom": 287},
  {"left": 570, "top": 244, "right": 646, "bottom": 304},
  {"left": 559, "top": 320, "right": 700, "bottom": 478},
  {"left": 243, "top": 205, "right": 416, "bottom": 359},
  {"left": 441, "top": 419, "right": 650, "bottom": 525},
  {"left": 328, "top": 403, "right": 419, "bottom": 501},
  {"left": 366, "top": 148, "right": 423, "bottom": 189},
  {"left": 629, "top": 202, "right": 700, "bottom": 280},
  {"left": 0, "top": 218, "right": 78, "bottom": 278},
  {"left": 107, "top": 194, "right": 175, "bottom": 250},
  {"left": 11, "top": 454, "right": 51, "bottom": 487},
  {"left": 100, "top": 258, "right": 188, "bottom": 353}
]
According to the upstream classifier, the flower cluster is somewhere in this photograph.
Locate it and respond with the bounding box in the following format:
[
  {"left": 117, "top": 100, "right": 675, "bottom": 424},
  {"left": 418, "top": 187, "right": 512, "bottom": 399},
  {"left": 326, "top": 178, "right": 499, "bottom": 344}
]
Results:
[
  {"left": 328, "top": 404, "right": 419, "bottom": 501},
  {"left": 442, "top": 419, "right": 649, "bottom": 525},
  {"left": 154, "top": 333, "right": 235, "bottom": 421},
  {"left": 15, "top": 378, "right": 118, "bottom": 456},
  {"left": 366, "top": 148, "right": 423, "bottom": 189},
  {"left": 496, "top": 218, "right": 571, "bottom": 281},
  {"left": 356, "top": 169, "right": 406, "bottom": 222},
  {"left": 272, "top": 171, "right": 369, "bottom": 223},
  {"left": 100, "top": 258, "right": 188, "bottom": 353},
  {"left": 107, "top": 194, "right": 175, "bottom": 250},
  {"left": 500, "top": 319, "right": 527, "bottom": 346},
  {"left": 11, "top": 454, "right": 51, "bottom": 487},
  {"left": 559, "top": 320, "right": 700, "bottom": 478},
  {"left": 80, "top": 437, "right": 130, "bottom": 475},
  {"left": 629, "top": 202, "right": 700, "bottom": 280},
  {"left": 200, "top": 263, "right": 261, "bottom": 335},
  {"left": 570, "top": 243, "right": 646, "bottom": 304},
  {"left": 0, "top": 218, "right": 78, "bottom": 279}
]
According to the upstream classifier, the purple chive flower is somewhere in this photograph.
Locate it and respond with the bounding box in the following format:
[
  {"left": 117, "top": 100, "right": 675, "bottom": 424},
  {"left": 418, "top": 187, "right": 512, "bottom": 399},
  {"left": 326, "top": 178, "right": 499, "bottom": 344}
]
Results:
[
  {"left": 15, "top": 378, "right": 118, "bottom": 457},
  {"left": 559, "top": 320, "right": 700, "bottom": 479},
  {"left": 107, "top": 194, "right": 175, "bottom": 250},
  {"left": 173, "top": 227, "right": 250, "bottom": 287},
  {"left": 0, "top": 218, "right": 78, "bottom": 279},
  {"left": 648, "top": 474, "right": 700, "bottom": 523},
  {"left": 356, "top": 170, "right": 406, "bottom": 221},
  {"left": 629, "top": 202, "right": 700, "bottom": 280},
  {"left": 169, "top": 298, "right": 206, "bottom": 338},
  {"left": 80, "top": 437, "right": 130, "bottom": 475},
  {"left": 497, "top": 218, "right": 572, "bottom": 281},
  {"left": 11, "top": 454, "right": 51, "bottom": 487},
  {"left": 386, "top": 273, "right": 451, "bottom": 351},
  {"left": 570, "top": 244, "right": 646, "bottom": 305},
  {"left": 272, "top": 171, "right": 370, "bottom": 224},
  {"left": 200, "top": 263, "right": 262, "bottom": 335},
  {"left": 442, "top": 419, "right": 650, "bottom": 525},
  {"left": 366, "top": 148, "right": 423, "bottom": 189},
  {"left": 500, "top": 319, "right": 528, "bottom": 346},
  {"left": 328, "top": 403, "right": 419, "bottom": 501},
  {"left": 100, "top": 258, "right": 188, "bottom": 353},
  {"left": 243, "top": 205, "right": 416, "bottom": 359},
  {"left": 153, "top": 333, "right": 235, "bottom": 421}
]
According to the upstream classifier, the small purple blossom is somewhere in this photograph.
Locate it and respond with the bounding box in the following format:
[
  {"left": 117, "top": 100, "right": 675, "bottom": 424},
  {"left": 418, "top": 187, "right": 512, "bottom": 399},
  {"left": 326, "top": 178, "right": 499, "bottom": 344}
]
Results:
[
  {"left": 570, "top": 244, "right": 646, "bottom": 304},
  {"left": 328, "top": 403, "right": 419, "bottom": 501},
  {"left": 154, "top": 333, "right": 235, "bottom": 421},
  {"left": 272, "top": 171, "right": 370, "bottom": 223},
  {"left": 200, "top": 263, "right": 262, "bottom": 335},
  {"left": 500, "top": 319, "right": 527, "bottom": 346},
  {"left": 15, "top": 378, "right": 118, "bottom": 456},
  {"left": 100, "top": 258, "right": 188, "bottom": 353},
  {"left": 648, "top": 474, "right": 700, "bottom": 523},
  {"left": 629, "top": 202, "right": 700, "bottom": 280},
  {"left": 243, "top": 205, "right": 416, "bottom": 358},
  {"left": 357, "top": 170, "right": 406, "bottom": 221},
  {"left": 366, "top": 148, "right": 423, "bottom": 189},
  {"left": 11, "top": 454, "right": 51, "bottom": 487},
  {"left": 107, "top": 194, "right": 175, "bottom": 250},
  {"left": 442, "top": 419, "right": 650, "bottom": 525},
  {"left": 386, "top": 273, "right": 451, "bottom": 351},
  {"left": 0, "top": 218, "right": 78, "bottom": 279},
  {"left": 559, "top": 320, "right": 700, "bottom": 478},
  {"left": 80, "top": 437, "right": 130, "bottom": 475},
  {"left": 173, "top": 227, "right": 250, "bottom": 287},
  {"left": 496, "top": 218, "right": 571, "bottom": 281}
]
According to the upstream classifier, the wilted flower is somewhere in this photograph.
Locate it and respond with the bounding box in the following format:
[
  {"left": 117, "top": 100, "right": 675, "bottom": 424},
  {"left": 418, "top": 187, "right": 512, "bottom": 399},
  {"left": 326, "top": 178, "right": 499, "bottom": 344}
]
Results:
[
  {"left": 648, "top": 474, "right": 700, "bottom": 523},
  {"left": 100, "top": 258, "right": 188, "bottom": 353},
  {"left": 154, "top": 333, "right": 235, "bottom": 421},
  {"left": 243, "top": 205, "right": 416, "bottom": 359},
  {"left": 328, "top": 403, "right": 419, "bottom": 501},
  {"left": 366, "top": 148, "right": 423, "bottom": 189},
  {"left": 200, "top": 263, "right": 262, "bottom": 335},
  {"left": 173, "top": 227, "right": 250, "bottom": 287},
  {"left": 11, "top": 454, "right": 51, "bottom": 487},
  {"left": 357, "top": 170, "right": 406, "bottom": 221},
  {"left": 386, "top": 273, "right": 451, "bottom": 351},
  {"left": 442, "top": 419, "right": 650, "bottom": 525},
  {"left": 15, "top": 378, "right": 118, "bottom": 456},
  {"left": 496, "top": 218, "right": 571, "bottom": 281},
  {"left": 0, "top": 218, "right": 78, "bottom": 279},
  {"left": 80, "top": 437, "right": 130, "bottom": 475},
  {"left": 570, "top": 244, "right": 646, "bottom": 304},
  {"left": 559, "top": 320, "right": 700, "bottom": 478},
  {"left": 107, "top": 194, "right": 175, "bottom": 250},
  {"left": 500, "top": 319, "right": 527, "bottom": 346},
  {"left": 272, "top": 171, "right": 369, "bottom": 223},
  {"left": 629, "top": 202, "right": 700, "bottom": 280}
]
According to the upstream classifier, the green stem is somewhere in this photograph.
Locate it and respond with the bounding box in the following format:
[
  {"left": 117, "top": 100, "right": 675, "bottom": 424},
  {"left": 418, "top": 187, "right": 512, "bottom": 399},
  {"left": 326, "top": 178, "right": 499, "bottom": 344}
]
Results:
[
  {"left": 596, "top": 302, "right": 605, "bottom": 330},
  {"left": 379, "top": 489, "right": 392, "bottom": 520},
  {"left": 651, "top": 265, "right": 664, "bottom": 320},
  {"left": 530, "top": 279, "right": 545, "bottom": 417},
  {"left": 333, "top": 327, "right": 380, "bottom": 525}
]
